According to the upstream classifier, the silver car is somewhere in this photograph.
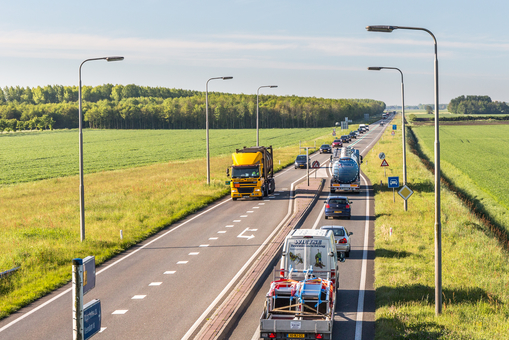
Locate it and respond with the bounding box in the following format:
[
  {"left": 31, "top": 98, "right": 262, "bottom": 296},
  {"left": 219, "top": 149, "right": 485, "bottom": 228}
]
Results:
[{"left": 320, "top": 225, "right": 352, "bottom": 258}]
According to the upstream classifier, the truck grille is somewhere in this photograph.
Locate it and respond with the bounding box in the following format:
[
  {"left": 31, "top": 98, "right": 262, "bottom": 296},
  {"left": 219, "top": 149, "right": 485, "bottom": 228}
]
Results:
[{"left": 238, "top": 187, "right": 254, "bottom": 194}]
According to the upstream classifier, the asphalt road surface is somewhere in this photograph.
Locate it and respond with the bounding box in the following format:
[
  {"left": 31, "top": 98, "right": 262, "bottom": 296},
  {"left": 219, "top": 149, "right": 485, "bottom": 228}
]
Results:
[{"left": 0, "top": 120, "right": 389, "bottom": 340}]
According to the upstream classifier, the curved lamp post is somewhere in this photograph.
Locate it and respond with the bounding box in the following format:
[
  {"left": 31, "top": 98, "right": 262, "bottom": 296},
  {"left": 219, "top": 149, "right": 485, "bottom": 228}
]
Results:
[
  {"left": 368, "top": 66, "right": 407, "bottom": 211},
  {"left": 367, "top": 25, "right": 442, "bottom": 315},
  {"left": 206, "top": 76, "right": 233, "bottom": 185},
  {"left": 256, "top": 85, "right": 277, "bottom": 146},
  {"left": 79, "top": 56, "right": 124, "bottom": 242}
]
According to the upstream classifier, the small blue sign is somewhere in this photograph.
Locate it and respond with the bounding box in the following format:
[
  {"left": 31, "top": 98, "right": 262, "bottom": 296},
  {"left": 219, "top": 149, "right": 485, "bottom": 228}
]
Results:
[
  {"left": 84, "top": 299, "right": 101, "bottom": 340},
  {"left": 388, "top": 176, "right": 399, "bottom": 188},
  {"left": 392, "top": 124, "right": 397, "bottom": 130}
]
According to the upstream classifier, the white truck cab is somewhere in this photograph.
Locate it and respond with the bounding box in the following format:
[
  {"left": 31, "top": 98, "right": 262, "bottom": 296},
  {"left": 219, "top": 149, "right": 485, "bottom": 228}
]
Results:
[{"left": 280, "top": 229, "right": 339, "bottom": 287}]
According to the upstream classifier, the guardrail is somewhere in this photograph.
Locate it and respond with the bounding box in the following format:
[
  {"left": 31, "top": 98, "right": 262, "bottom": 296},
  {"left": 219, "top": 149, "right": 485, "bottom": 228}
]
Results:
[{"left": 0, "top": 266, "right": 20, "bottom": 279}]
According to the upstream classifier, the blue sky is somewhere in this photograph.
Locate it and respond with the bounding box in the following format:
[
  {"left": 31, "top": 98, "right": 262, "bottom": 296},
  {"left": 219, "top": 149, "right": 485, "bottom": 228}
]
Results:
[{"left": 1, "top": 0, "right": 508, "bottom": 106}]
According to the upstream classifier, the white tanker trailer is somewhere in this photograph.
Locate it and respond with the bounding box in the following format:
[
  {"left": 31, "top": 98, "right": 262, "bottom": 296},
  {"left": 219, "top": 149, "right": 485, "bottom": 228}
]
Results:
[{"left": 330, "top": 147, "right": 362, "bottom": 193}]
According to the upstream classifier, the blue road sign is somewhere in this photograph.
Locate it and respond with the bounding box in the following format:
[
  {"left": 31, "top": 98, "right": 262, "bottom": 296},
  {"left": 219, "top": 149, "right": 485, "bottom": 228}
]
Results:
[
  {"left": 84, "top": 299, "right": 101, "bottom": 340},
  {"left": 392, "top": 124, "right": 397, "bottom": 130},
  {"left": 83, "top": 256, "right": 96, "bottom": 295},
  {"left": 388, "top": 176, "right": 399, "bottom": 188}
]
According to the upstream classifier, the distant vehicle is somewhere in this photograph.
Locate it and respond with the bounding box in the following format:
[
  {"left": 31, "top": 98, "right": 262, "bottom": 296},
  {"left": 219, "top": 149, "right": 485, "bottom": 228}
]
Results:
[
  {"left": 349, "top": 131, "right": 357, "bottom": 139},
  {"left": 324, "top": 195, "right": 352, "bottom": 219},
  {"left": 359, "top": 124, "right": 369, "bottom": 131},
  {"left": 380, "top": 122, "right": 384, "bottom": 126},
  {"left": 319, "top": 144, "right": 332, "bottom": 154},
  {"left": 340, "top": 135, "right": 350, "bottom": 143},
  {"left": 294, "top": 154, "right": 310, "bottom": 169},
  {"left": 358, "top": 127, "right": 365, "bottom": 134},
  {"left": 320, "top": 225, "right": 352, "bottom": 257},
  {"left": 331, "top": 139, "right": 343, "bottom": 148}
]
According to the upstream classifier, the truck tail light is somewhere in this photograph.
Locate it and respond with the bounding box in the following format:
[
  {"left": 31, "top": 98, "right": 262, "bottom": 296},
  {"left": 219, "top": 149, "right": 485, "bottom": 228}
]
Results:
[
  {"left": 315, "top": 334, "right": 324, "bottom": 339},
  {"left": 339, "top": 238, "right": 347, "bottom": 243},
  {"left": 269, "top": 333, "right": 276, "bottom": 338}
]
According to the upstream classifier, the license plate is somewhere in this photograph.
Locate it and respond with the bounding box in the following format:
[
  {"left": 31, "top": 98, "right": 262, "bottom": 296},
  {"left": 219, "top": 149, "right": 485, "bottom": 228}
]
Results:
[
  {"left": 334, "top": 211, "right": 342, "bottom": 213},
  {"left": 288, "top": 334, "right": 305, "bottom": 338}
]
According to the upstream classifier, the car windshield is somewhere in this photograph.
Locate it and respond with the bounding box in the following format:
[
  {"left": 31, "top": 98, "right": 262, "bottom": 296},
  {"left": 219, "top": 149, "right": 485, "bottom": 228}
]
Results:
[
  {"left": 323, "top": 228, "right": 345, "bottom": 237},
  {"left": 321, "top": 145, "right": 329, "bottom": 148},
  {"left": 333, "top": 140, "right": 341, "bottom": 143},
  {"left": 231, "top": 166, "right": 260, "bottom": 178},
  {"left": 296, "top": 155, "right": 307, "bottom": 161},
  {"left": 328, "top": 199, "right": 348, "bottom": 205}
]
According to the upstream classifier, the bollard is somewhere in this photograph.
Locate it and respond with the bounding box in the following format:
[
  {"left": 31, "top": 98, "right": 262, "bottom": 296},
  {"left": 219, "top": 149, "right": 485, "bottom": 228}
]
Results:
[
  {"left": 120, "top": 230, "right": 123, "bottom": 240},
  {"left": 390, "top": 227, "right": 393, "bottom": 236}
]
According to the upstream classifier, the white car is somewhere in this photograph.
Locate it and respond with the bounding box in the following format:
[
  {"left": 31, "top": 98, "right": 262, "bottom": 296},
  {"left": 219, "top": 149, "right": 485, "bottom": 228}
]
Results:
[{"left": 320, "top": 225, "right": 352, "bottom": 258}]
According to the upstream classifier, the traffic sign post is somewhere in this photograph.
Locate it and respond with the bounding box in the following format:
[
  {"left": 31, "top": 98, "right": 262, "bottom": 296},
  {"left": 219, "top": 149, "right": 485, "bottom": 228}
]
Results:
[
  {"left": 380, "top": 158, "right": 389, "bottom": 177},
  {"left": 83, "top": 300, "right": 101, "bottom": 340},
  {"left": 73, "top": 257, "right": 100, "bottom": 340},
  {"left": 312, "top": 160, "right": 320, "bottom": 179},
  {"left": 388, "top": 176, "right": 399, "bottom": 202},
  {"left": 398, "top": 185, "right": 414, "bottom": 201}
]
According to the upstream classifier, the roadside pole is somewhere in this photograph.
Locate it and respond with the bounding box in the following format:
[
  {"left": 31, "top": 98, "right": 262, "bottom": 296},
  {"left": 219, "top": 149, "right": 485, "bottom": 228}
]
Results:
[{"left": 72, "top": 259, "right": 84, "bottom": 340}]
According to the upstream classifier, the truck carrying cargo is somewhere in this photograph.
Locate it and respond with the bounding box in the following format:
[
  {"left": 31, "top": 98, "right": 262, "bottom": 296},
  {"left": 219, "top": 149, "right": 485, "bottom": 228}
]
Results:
[
  {"left": 226, "top": 146, "right": 275, "bottom": 200},
  {"left": 259, "top": 272, "right": 336, "bottom": 340},
  {"left": 330, "top": 146, "right": 362, "bottom": 193}
]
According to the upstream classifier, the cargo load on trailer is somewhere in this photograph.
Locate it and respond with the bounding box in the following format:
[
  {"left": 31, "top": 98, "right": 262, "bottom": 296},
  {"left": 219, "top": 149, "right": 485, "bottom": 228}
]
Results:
[
  {"left": 226, "top": 146, "right": 275, "bottom": 200},
  {"left": 330, "top": 146, "right": 363, "bottom": 193}
]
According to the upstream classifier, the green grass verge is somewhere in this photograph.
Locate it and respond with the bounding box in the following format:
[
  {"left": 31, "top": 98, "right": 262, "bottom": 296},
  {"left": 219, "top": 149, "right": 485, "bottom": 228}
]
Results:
[
  {"left": 363, "top": 118, "right": 509, "bottom": 339},
  {"left": 0, "top": 127, "right": 342, "bottom": 320}
]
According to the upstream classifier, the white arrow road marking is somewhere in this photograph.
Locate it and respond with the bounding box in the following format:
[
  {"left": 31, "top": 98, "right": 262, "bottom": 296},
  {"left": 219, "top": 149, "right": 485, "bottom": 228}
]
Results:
[{"left": 237, "top": 227, "right": 257, "bottom": 240}]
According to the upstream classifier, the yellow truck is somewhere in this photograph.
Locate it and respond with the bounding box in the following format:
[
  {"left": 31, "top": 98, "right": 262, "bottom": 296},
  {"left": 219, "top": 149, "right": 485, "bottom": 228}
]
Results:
[{"left": 227, "top": 146, "right": 275, "bottom": 200}]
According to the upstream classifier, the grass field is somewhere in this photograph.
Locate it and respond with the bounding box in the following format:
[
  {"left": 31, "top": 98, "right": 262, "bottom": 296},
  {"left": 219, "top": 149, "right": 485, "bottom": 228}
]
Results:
[
  {"left": 412, "top": 125, "right": 509, "bottom": 235},
  {"left": 0, "top": 127, "right": 338, "bottom": 320},
  {"left": 0, "top": 128, "right": 333, "bottom": 185},
  {"left": 364, "top": 119, "right": 509, "bottom": 339}
]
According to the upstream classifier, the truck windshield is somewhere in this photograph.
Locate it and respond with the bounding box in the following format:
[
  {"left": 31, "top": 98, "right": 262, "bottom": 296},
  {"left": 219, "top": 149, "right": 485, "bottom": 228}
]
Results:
[{"left": 232, "top": 166, "right": 260, "bottom": 178}]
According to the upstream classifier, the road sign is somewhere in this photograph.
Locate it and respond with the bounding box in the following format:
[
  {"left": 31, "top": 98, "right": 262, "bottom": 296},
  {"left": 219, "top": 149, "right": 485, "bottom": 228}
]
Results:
[
  {"left": 388, "top": 176, "right": 399, "bottom": 188},
  {"left": 312, "top": 160, "right": 320, "bottom": 168},
  {"left": 378, "top": 152, "right": 385, "bottom": 160},
  {"left": 83, "top": 256, "right": 96, "bottom": 296},
  {"left": 393, "top": 124, "right": 397, "bottom": 130},
  {"left": 391, "top": 131, "right": 395, "bottom": 136},
  {"left": 83, "top": 299, "right": 101, "bottom": 340},
  {"left": 398, "top": 185, "right": 414, "bottom": 200},
  {"left": 380, "top": 159, "right": 389, "bottom": 167}
]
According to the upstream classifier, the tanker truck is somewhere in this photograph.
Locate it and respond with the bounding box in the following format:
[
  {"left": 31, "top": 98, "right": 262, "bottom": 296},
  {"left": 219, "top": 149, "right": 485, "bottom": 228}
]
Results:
[
  {"left": 330, "top": 147, "right": 362, "bottom": 193},
  {"left": 226, "top": 146, "right": 275, "bottom": 200}
]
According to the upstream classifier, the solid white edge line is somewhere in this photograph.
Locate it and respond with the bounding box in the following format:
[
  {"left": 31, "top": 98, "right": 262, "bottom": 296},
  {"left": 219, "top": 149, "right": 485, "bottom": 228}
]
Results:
[
  {"left": 355, "top": 174, "right": 370, "bottom": 340},
  {"left": 0, "top": 200, "right": 233, "bottom": 333}
]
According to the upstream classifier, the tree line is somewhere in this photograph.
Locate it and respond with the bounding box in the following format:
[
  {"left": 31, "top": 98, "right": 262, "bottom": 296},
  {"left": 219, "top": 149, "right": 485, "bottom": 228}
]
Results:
[
  {"left": 448, "top": 95, "right": 509, "bottom": 115},
  {"left": 0, "top": 84, "right": 385, "bottom": 131}
]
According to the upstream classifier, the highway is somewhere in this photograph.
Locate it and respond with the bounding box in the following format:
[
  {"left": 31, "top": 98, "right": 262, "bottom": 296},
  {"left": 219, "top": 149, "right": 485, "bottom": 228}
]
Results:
[{"left": 0, "top": 120, "right": 389, "bottom": 340}]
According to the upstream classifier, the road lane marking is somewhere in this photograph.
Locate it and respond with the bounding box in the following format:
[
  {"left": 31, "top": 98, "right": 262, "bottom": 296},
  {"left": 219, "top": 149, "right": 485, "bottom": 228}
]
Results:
[
  {"left": 209, "top": 237, "right": 218, "bottom": 240},
  {"left": 217, "top": 231, "right": 226, "bottom": 234},
  {"left": 240, "top": 215, "right": 248, "bottom": 217},
  {"left": 164, "top": 271, "right": 176, "bottom": 274},
  {"left": 237, "top": 228, "right": 256, "bottom": 240},
  {"left": 252, "top": 207, "right": 259, "bottom": 209},
  {"left": 233, "top": 220, "right": 241, "bottom": 222},
  {"left": 189, "top": 252, "right": 199, "bottom": 255},
  {"left": 100, "top": 327, "right": 106, "bottom": 333},
  {"left": 225, "top": 225, "right": 234, "bottom": 228},
  {"left": 199, "top": 244, "right": 209, "bottom": 247},
  {"left": 355, "top": 174, "right": 371, "bottom": 340},
  {"left": 132, "top": 295, "right": 146, "bottom": 299},
  {"left": 177, "top": 261, "right": 188, "bottom": 264},
  {"left": 246, "top": 211, "right": 254, "bottom": 213},
  {"left": 149, "top": 282, "right": 162, "bottom": 286},
  {"left": 258, "top": 203, "right": 265, "bottom": 205},
  {"left": 112, "top": 310, "right": 128, "bottom": 315}
]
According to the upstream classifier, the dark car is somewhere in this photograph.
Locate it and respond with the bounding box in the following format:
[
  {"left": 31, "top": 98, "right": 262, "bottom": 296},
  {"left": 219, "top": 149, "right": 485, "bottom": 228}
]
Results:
[
  {"left": 294, "top": 154, "right": 310, "bottom": 169},
  {"left": 358, "top": 127, "right": 366, "bottom": 134},
  {"left": 319, "top": 144, "right": 332, "bottom": 154},
  {"left": 349, "top": 131, "right": 357, "bottom": 139},
  {"left": 331, "top": 139, "right": 343, "bottom": 148},
  {"left": 324, "top": 196, "right": 352, "bottom": 219},
  {"left": 340, "top": 135, "right": 350, "bottom": 143}
]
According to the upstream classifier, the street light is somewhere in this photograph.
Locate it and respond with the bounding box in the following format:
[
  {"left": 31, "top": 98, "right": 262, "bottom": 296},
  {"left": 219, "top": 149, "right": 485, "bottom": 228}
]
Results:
[
  {"left": 367, "top": 25, "right": 442, "bottom": 315},
  {"left": 256, "top": 85, "right": 278, "bottom": 146},
  {"left": 79, "top": 56, "right": 124, "bottom": 242},
  {"left": 206, "top": 76, "right": 233, "bottom": 185},
  {"left": 368, "top": 66, "right": 408, "bottom": 211}
]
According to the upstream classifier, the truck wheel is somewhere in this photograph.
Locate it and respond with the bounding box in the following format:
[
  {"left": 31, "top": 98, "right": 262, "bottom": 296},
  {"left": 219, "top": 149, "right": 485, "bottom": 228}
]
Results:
[{"left": 232, "top": 197, "right": 237, "bottom": 201}]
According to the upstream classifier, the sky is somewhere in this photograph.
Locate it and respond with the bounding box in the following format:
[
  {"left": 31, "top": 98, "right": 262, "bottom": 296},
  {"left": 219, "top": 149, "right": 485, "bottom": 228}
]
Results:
[{"left": 1, "top": 0, "right": 509, "bottom": 106}]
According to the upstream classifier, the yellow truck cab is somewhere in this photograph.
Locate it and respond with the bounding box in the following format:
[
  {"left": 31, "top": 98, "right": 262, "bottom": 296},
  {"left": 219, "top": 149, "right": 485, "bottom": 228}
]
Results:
[{"left": 227, "top": 146, "right": 275, "bottom": 200}]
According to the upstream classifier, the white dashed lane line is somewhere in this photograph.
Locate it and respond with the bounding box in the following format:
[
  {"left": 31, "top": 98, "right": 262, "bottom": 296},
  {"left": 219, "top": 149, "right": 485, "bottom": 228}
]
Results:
[
  {"left": 246, "top": 211, "right": 254, "bottom": 213},
  {"left": 233, "top": 220, "right": 241, "bottom": 222},
  {"left": 177, "top": 261, "right": 188, "bottom": 264},
  {"left": 240, "top": 215, "right": 248, "bottom": 217},
  {"left": 188, "top": 252, "right": 199, "bottom": 255},
  {"left": 209, "top": 237, "right": 218, "bottom": 240},
  {"left": 149, "top": 282, "right": 162, "bottom": 286},
  {"left": 199, "top": 244, "right": 209, "bottom": 247},
  {"left": 217, "top": 231, "right": 226, "bottom": 234},
  {"left": 164, "top": 271, "right": 176, "bottom": 274},
  {"left": 225, "top": 225, "right": 234, "bottom": 228},
  {"left": 132, "top": 295, "right": 146, "bottom": 300},
  {"left": 112, "top": 310, "right": 128, "bottom": 315}
]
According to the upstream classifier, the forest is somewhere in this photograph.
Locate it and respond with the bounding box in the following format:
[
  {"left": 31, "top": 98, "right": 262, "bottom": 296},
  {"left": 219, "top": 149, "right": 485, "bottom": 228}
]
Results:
[
  {"left": 447, "top": 95, "right": 509, "bottom": 115},
  {"left": 0, "top": 84, "right": 385, "bottom": 131}
]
